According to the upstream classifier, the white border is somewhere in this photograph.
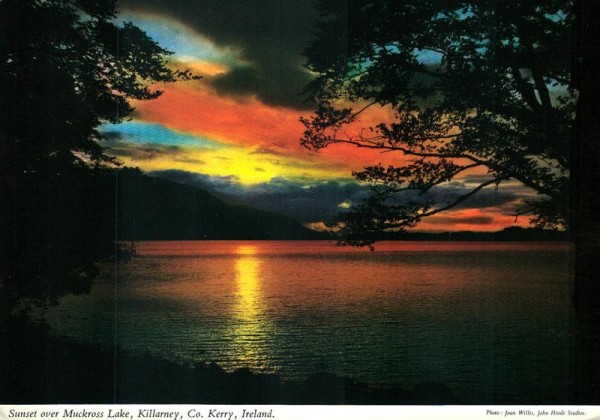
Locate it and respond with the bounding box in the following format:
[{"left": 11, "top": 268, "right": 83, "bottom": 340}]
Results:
[{"left": 1, "top": 405, "right": 599, "bottom": 420}]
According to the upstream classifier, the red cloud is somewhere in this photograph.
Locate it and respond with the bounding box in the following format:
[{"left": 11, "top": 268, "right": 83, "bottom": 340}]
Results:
[{"left": 132, "top": 83, "right": 410, "bottom": 171}]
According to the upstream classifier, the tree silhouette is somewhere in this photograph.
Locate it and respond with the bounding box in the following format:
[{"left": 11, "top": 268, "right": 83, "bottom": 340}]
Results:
[
  {"left": 571, "top": 0, "right": 600, "bottom": 321},
  {"left": 301, "top": 0, "right": 573, "bottom": 247},
  {"left": 0, "top": 0, "right": 196, "bottom": 312}
]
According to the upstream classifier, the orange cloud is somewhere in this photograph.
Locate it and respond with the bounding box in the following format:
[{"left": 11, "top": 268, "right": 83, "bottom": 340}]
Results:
[
  {"left": 132, "top": 83, "right": 414, "bottom": 174},
  {"left": 133, "top": 83, "right": 304, "bottom": 148}
]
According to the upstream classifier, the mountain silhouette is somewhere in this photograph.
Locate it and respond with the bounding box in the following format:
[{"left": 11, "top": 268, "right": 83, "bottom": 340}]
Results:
[{"left": 113, "top": 169, "right": 326, "bottom": 240}]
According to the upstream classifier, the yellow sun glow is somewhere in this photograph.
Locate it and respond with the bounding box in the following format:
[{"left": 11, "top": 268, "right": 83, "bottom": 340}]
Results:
[{"left": 231, "top": 245, "right": 274, "bottom": 371}]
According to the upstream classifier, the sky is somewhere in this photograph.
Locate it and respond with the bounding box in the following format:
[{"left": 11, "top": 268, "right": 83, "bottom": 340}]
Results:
[{"left": 102, "top": 0, "right": 537, "bottom": 232}]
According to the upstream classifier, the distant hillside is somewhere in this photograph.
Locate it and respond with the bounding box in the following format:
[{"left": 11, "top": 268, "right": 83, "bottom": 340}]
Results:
[
  {"left": 112, "top": 170, "right": 327, "bottom": 240},
  {"left": 379, "top": 227, "right": 569, "bottom": 242},
  {"left": 106, "top": 170, "right": 567, "bottom": 242}
]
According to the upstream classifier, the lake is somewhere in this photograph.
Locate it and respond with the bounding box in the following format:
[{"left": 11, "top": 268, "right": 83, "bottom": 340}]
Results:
[{"left": 47, "top": 240, "right": 576, "bottom": 403}]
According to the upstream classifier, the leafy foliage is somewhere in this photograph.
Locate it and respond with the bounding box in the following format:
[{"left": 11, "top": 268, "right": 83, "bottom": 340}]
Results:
[
  {"left": 0, "top": 0, "right": 196, "bottom": 310},
  {"left": 301, "top": 0, "right": 574, "bottom": 245},
  {"left": 0, "top": 0, "right": 196, "bottom": 173}
]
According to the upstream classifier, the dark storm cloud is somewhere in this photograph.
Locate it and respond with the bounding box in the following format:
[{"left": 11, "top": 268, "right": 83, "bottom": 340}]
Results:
[
  {"left": 120, "top": 0, "right": 327, "bottom": 109},
  {"left": 380, "top": 180, "right": 523, "bottom": 211},
  {"left": 149, "top": 169, "right": 368, "bottom": 223},
  {"left": 427, "top": 182, "right": 520, "bottom": 210},
  {"left": 104, "top": 137, "right": 187, "bottom": 161},
  {"left": 461, "top": 174, "right": 498, "bottom": 184}
]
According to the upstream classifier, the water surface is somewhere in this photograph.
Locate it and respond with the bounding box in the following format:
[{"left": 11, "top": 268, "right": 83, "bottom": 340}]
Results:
[{"left": 48, "top": 240, "right": 575, "bottom": 402}]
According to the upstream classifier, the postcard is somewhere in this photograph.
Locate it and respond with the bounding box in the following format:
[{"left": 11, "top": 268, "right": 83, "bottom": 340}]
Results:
[{"left": 1, "top": 1, "right": 598, "bottom": 419}]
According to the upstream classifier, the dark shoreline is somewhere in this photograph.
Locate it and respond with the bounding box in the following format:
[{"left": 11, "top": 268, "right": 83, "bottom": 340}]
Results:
[
  {"left": 1, "top": 320, "right": 456, "bottom": 405},
  {"left": 4, "top": 318, "right": 594, "bottom": 405},
  {"left": 336, "top": 227, "right": 569, "bottom": 242}
]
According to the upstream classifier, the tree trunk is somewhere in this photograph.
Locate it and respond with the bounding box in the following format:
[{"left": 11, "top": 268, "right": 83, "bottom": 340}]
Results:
[
  {"left": 572, "top": 0, "right": 600, "bottom": 321},
  {"left": 571, "top": 0, "right": 600, "bottom": 402}
]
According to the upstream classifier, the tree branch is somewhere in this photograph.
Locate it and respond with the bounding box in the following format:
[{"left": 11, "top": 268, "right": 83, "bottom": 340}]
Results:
[
  {"left": 327, "top": 136, "right": 557, "bottom": 197},
  {"left": 329, "top": 137, "right": 486, "bottom": 162},
  {"left": 347, "top": 100, "right": 378, "bottom": 123},
  {"left": 511, "top": 67, "right": 541, "bottom": 111},
  {"left": 531, "top": 69, "right": 552, "bottom": 111},
  {"left": 417, "top": 177, "right": 506, "bottom": 219}
]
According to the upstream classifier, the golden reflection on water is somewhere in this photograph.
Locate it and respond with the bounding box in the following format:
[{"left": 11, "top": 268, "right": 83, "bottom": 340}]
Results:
[{"left": 232, "top": 245, "right": 274, "bottom": 372}]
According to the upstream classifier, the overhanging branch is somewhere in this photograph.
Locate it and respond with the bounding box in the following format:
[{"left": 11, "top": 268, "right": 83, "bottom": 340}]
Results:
[{"left": 326, "top": 136, "right": 557, "bottom": 197}]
